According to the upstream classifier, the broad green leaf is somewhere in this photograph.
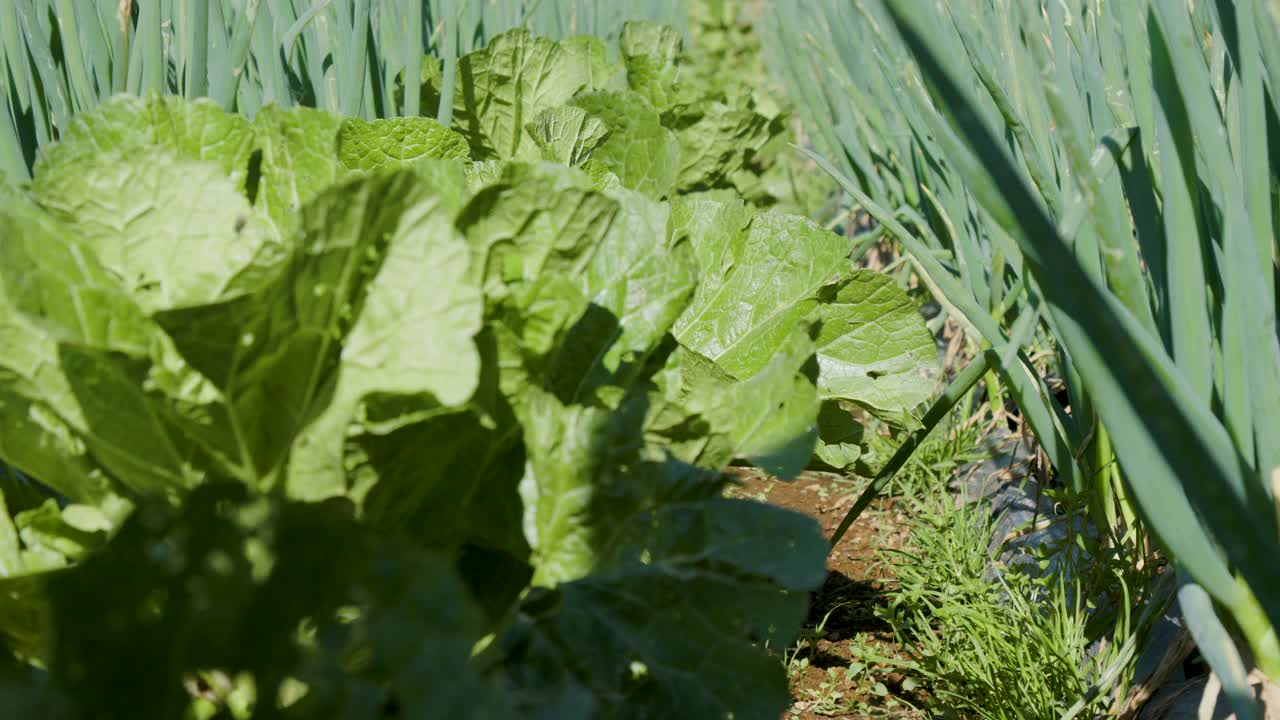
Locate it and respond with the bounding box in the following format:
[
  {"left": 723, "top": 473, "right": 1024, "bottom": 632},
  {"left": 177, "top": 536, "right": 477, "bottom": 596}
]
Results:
[
  {"left": 654, "top": 197, "right": 870, "bottom": 475},
  {"left": 735, "top": 138, "right": 837, "bottom": 216},
  {"left": 406, "top": 158, "right": 471, "bottom": 212},
  {"left": 814, "top": 400, "right": 868, "bottom": 470},
  {"left": 503, "top": 483, "right": 825, "bottom": 719},
  {"left": 518, "top": 380, "right": 823, "bottom": 586},
  {"left": 815, "top": 270, "right": 938, "bottom": 424},
  {"left": 10, "top": 157, "right": 258, "bottom": 495},
  {"left": 644, "top": 346, "right": 741, "bottom": 469},
  {"left": 155, "top": 172, "right": 430, "bottom": 487},
  {"left": 32, "top": 95, "right": 255, "bottom": 191},
  {"left": 526, "top": 106, "right": 611, "bottom": 166},
  {"left": 44, "top": 483, "right": 509, "bottom": 719},
  {"left": 0, "top": 489, "right": 26, "bottom": 578},
  {"left": 651, "top": 327, "right": 822, "bottom": 478},
  {"left": 605, "top": 496, "right": 829, "bottom": 590},
  {"left": 672, "top": 198, "right": 849, "bottom": 379},
  {"left": 457, "top": 163, "right": 618, "bottom": 396},
  {"left": 458, "top": 163, "right": 695, "bottom": 411},
  {"left": 519, "top": 389, "right": 631, "bottom": 586},
  {"left": 570, "top": 91, "right": 681, "bottom": 198},
  {"left": 545, "top": 182, "right": 697, "bottom": 404},
  {"left": 0, "top": 479, "right": 123, "bottom": 662},
  {"left": 465, "top": 159, "right": 507, "bottom": 190},
  {"left": 252, "top": 105, "right": 344, "bottom": 237},
  {"left": 32, "top": 149, "right": 285, "bottom": 313},
  {"left": 669, "top": 99, "right": 776, "bottom": 191},
  {"left": 0, "top": 189, "right": 198, "bottom": 497},
  {"left": 717, "top": 324, "right": 822, "bottom": 476},
  {"left": 620, "top": 21, "right": 689, "bottom": 111},
  {"left": 286, "top": 169, "right": 483, "bottom": 500},
  {"left": 461, "top": 163, "right": 616, "bottom": 300},
  {"left": 351, "top": 398, "right": 533, "bottom": 621},
  {"left": 522, "top": 295, "right": 816, "bottom": 590},
  {"left": 516, "top": 391, "right": 717, "bottom": 573},
  {"left": 0, "top": 489, "right": 52, "bottom": 661},
  {"left": 0, "top": 302, "right": 114, "bottom": 504},
  {"left": 316, "top": 165, "right": 476, "bottom": 411},
  {"left": 504, "top": 570, "right": 804, "bottom": 720},
  {"left": 560, "top": 35, "right": 626, "bottom": 91},
  {"left": 447, "top": 29, "right": 596, "bottom": 160},
  {"left": 337, "top": 116, "right": 471, "bottom": 174},
  {"left": 619, "top": 19, "right": 791, "bottom": 199},
  {"left": 13, "top": 499, "right": 107, "bottom": 566}
]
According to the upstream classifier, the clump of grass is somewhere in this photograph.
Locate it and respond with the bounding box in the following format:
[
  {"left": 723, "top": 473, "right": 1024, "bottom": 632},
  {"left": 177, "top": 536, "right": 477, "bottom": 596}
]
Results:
[{"left": 871, "top": 494, "right": 1136, "bottom": 719}]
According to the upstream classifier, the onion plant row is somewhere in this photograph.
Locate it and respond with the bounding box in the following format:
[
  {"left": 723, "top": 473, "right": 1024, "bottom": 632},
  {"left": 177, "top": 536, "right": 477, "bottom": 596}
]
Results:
[{"left": 764, "top": 0, "right": 1280, "bottom": 715}]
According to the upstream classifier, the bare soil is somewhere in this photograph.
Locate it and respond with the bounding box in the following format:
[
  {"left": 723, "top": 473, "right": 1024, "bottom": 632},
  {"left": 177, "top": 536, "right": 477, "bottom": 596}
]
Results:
[{"left": 727, "top": 468, "right": 928, "bottom": 719}]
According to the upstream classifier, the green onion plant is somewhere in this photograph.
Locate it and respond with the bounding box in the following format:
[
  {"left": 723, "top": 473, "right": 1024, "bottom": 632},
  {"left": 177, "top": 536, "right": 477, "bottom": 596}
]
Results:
[{"left": 765, "top": 1, "right": 1280, "bottom": 715}]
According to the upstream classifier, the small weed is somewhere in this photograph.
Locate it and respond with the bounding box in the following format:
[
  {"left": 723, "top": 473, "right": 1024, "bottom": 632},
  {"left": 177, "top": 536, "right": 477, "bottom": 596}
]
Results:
[
  {"left": 786, "top": 588, "right": 925, "bottom": 717},
  {"left": 814, "top": 483, "right": 831, "bottom": 502},
  {"left": 723, "top": 478, "right": 774, "bottom": 503},
  {"left": 786, "top": 599, "right": 850, "bottom": 680},
  {"left": 803, "top": 666, "right": 857, "bottom": 715}
]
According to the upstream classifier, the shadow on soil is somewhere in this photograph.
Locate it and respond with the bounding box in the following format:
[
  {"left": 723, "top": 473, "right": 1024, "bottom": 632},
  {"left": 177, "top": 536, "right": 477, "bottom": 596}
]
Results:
[{"left": 801, "top": 570, "right": 893, "bottom": 666}]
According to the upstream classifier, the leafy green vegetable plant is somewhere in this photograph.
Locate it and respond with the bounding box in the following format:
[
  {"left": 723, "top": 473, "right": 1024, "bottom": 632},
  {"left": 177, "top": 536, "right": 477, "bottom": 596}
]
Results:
[
  {"left": 681, "top": 0, "right": 839, "bottom": 218},
  {"left": 0, "top": 19, "right": 936, "bottom": 708}
]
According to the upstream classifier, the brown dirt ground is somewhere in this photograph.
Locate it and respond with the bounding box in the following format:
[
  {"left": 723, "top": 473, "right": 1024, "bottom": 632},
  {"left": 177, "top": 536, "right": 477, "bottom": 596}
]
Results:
[{"left": 726, "top": 467, "right": 929, "bottom": 719}]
